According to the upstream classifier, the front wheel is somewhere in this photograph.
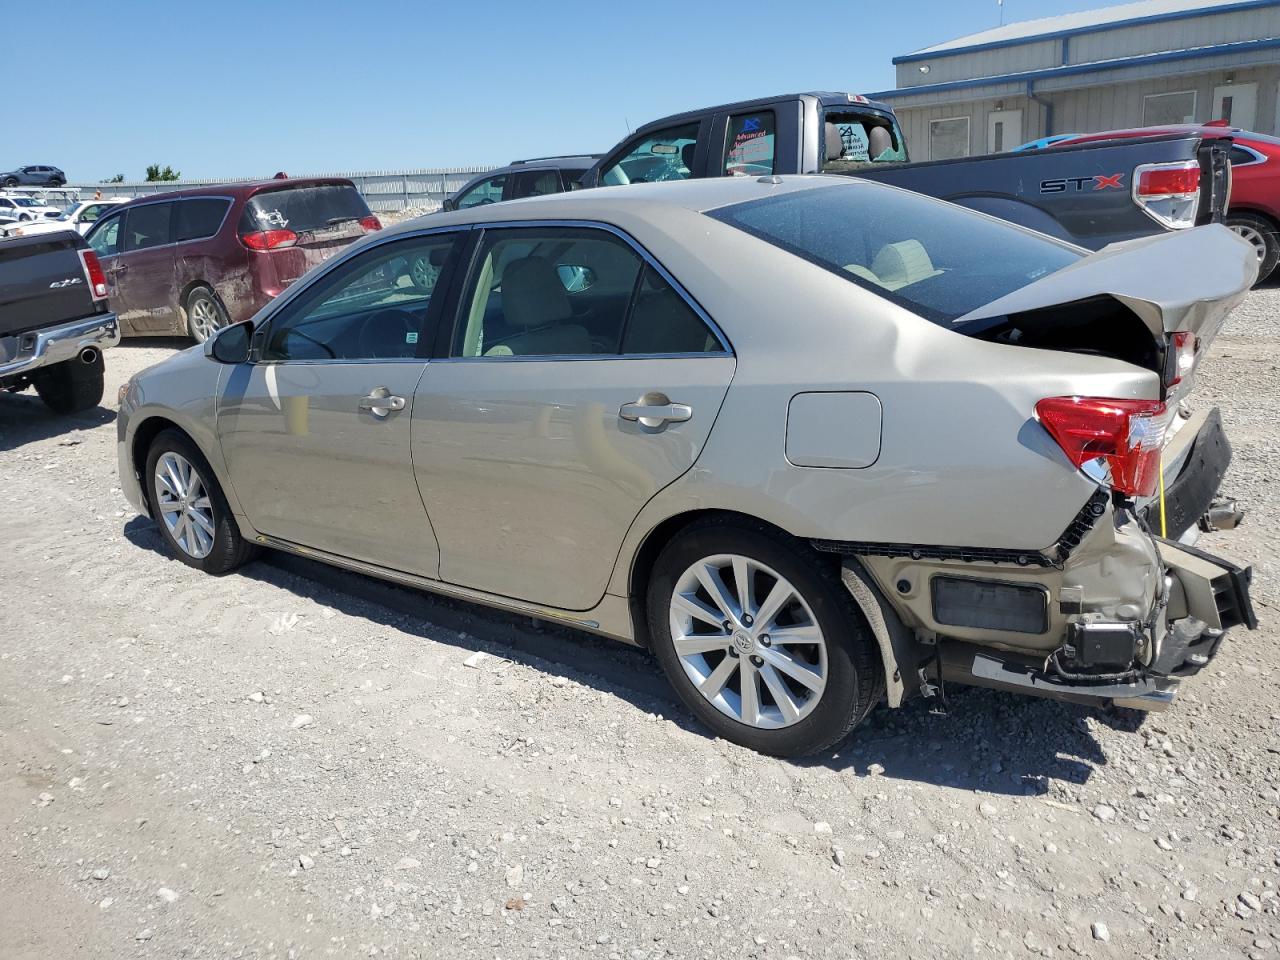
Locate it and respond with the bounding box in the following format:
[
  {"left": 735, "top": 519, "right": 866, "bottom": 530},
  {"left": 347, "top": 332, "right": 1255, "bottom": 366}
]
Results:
[
  {"left": 1226, "top": 212, "right": 1279, "bottom": 285},
  {"left": 144, "top": 429, "right": 258, "bottom": 574},
  {"left": 646, "top": 520, "right": 884, "bottom": 757}
]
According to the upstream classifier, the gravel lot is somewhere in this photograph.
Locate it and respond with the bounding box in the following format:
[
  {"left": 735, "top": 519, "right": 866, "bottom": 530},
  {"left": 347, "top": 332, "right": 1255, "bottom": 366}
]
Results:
[{"left": 2, "top": 283, "right": 1277, "bottom": 960}]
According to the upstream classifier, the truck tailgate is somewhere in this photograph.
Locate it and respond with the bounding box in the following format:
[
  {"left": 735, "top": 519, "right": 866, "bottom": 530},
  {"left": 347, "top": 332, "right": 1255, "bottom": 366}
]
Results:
[{"left": 0, "top": 232, "right": 100, "bottom": 338}]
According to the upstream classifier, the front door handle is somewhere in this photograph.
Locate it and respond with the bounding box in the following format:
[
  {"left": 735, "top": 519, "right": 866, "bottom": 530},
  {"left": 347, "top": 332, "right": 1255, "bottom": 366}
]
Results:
[
  {"left": 358, "top": 387, "right": 406, "bottom": 418},
  {"left": 620, "top": 393, "right": 692, "bottom": 428}
]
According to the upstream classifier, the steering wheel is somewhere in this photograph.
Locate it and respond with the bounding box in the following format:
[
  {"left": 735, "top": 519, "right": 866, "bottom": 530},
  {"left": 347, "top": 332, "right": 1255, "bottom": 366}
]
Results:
[{"left": 356, "top": 308, "right": 420, "bottom": 359}]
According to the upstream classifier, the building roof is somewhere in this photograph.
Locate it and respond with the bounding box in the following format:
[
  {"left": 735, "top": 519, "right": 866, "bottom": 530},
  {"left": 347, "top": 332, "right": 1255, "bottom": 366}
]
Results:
[{"left": 901, "top": 0, "right": 1267, "bottom": 59}]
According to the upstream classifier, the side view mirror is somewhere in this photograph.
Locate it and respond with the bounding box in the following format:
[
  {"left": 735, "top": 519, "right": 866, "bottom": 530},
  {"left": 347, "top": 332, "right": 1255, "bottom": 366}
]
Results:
[
  {"left": 441, "top": 197, "right": 456, "bottom": 212},
  {"left": 205, "top": 320, "right": 252, "bottom": 364}
]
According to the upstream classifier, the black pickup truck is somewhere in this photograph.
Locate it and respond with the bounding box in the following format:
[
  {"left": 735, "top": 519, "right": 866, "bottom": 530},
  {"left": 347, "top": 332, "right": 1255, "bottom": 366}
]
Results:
[
  {"left": 0, "top": 231, "right": 119, "bottom": 414},
  {"left": 580, "top": 91, "right": 1232, "bottom": 249}
]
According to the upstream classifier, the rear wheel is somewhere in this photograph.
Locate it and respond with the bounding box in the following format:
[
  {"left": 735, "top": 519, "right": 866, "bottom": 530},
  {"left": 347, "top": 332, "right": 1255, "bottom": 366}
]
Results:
[
  {"left": 33, "top": 353, "right": 104, "bottom": 414},
  {"left": 185, "top": 286, "right": 228, "bottom": 342},
  {"left": 144, "top": 429, "right": 258, "bottom": 574},
  {"left": 1225, "top": 212, "right": 1279, "bottom": 285},
  {"left": 646, "top": 520, "right": 883, "bottom": 757}
]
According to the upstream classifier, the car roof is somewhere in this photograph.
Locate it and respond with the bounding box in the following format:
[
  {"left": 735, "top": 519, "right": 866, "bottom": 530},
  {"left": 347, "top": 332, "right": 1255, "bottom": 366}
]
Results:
[
  {"left": 397, "top": 174, "right": 860, "bottom": 236},
  {"left": 506, "top": 155, "right": 601, "bottom": 170},
  {"left": 108, "top": 176, "right": 359, "bottom": 207}
]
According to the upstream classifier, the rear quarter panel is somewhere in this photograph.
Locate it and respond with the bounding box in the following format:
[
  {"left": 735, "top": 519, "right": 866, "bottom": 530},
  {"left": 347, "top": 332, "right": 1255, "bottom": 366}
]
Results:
[{"left": 593, "top": 206, "right": 1156, "bottom": 597}]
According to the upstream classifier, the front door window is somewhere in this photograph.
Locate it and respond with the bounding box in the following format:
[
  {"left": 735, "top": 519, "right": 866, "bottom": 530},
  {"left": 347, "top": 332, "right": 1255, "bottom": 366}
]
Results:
[{"left": 599, "top": 122, "right": 700, "bottom": 186}]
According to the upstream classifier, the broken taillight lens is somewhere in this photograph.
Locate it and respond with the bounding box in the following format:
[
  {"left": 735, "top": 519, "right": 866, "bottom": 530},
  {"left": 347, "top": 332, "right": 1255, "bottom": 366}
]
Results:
[
  {"left": 78, "top": 248, "right": 109, "bottom": 300},
  {"left": 1165, "top": 331, "right": 1198, "bottom": 388},
  {"left": 1134, "top": 160, "right": 1200, "bottom": 230},
  {"left": 239, "top": 228, "right": 298, "bottom": 251},
  {"left": 359, "top": 215, "right": 382, "bottom": 232},
  {"left": 1035, "top": 396, "right": 1168, "bottom": 498}
]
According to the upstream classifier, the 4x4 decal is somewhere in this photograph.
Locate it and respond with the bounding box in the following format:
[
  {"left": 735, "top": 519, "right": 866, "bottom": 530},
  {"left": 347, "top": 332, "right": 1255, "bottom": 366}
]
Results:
[{"left": 1040, "top": 173, "right": 1125, "bottom": 193}]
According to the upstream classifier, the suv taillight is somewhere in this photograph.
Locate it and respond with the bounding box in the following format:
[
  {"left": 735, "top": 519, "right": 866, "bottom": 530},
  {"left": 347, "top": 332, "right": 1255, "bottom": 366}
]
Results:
[
  {"left": 1133, "top": 160, "right": 1200, "bottom": 230},
  {"left": 239, "top": 228, "right": 298, "bottom": 251},
  {"left": 359, "top": 215, "right": 382, "bottom": 232},
  {"left": 1035, "top": 396, "right": 1168, "bottom": 498},
  {"left": 78, "top": 248, "right": 108, "bottom": 300}
]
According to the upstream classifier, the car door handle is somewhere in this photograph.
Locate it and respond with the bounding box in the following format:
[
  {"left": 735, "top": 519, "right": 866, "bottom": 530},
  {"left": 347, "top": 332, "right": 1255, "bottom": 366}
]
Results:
[
  {"left": 358, "top": 389, "right": 406, "bottom": 418},
  {"left": 620, "top": 396, "right": 692, "bottom": 428}
]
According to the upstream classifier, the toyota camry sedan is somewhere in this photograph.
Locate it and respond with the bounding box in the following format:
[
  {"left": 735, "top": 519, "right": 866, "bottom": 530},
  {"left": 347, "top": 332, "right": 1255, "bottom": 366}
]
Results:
[{"left": 117, "top": 175, "right": 1257, "bottom": 757}]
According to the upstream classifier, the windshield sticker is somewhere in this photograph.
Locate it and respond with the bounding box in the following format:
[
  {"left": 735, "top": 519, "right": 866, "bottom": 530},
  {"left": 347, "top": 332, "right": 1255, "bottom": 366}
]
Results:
[{"left": 253, "top": 207, "right": 289, "bottom": 228}]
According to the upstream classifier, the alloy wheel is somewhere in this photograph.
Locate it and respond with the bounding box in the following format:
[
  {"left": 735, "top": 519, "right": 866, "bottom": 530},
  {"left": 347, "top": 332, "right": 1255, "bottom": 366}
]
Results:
[
  {"left": 1229, "top": 222, "right": 1268, "bottom": 263},
  {"left": 154, "top": 451, "right": 216, "bottom": 559},
  {"left": 409, "top": 256, "right": 438, "bottom": 291},
  {"left": 189, "top": 296, "right": 222, "bottom": 341},
  {"left": 668, "top": 554, "right": 828, "bottom": 729}
]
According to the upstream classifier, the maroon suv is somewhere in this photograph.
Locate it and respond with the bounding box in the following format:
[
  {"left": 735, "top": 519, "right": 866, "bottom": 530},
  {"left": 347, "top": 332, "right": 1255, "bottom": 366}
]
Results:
[{"left": 85, "top": 178, "right": 380, "bottom": 340}]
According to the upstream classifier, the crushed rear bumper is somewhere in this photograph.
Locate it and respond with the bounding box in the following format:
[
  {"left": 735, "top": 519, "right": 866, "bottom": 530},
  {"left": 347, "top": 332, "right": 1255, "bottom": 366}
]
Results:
[{"left": 1140, "top": 406, "right": 1233, "bottom": 540}]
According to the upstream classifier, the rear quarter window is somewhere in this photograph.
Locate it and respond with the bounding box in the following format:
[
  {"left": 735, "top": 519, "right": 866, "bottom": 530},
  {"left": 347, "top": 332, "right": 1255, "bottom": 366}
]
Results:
[
  {"left": 239, "top": 184, "right": 370, "bottom": 235},
  {"left": 176, "top": 198, "right": 231, "bottom": 241}
]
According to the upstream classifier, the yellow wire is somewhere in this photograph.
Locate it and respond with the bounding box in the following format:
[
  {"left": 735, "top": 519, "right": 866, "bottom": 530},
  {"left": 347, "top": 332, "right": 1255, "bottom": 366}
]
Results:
[{"left": 1158, "top": 454, "right": 1168, "bottom": 538}]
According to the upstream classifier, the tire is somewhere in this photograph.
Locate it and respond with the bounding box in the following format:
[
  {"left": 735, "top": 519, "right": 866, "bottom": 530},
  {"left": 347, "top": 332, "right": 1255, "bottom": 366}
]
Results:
[
  {"left": 1, "top": 177, "right": 16, "bottom": 187},
  {"left": 646, "top": 519, "right": 884, "bottom": 757},
  {"left": 33, "top": 353, "right": 104, "bottom": 414},
  {"left": 1225, "top": 212, "right": 1279, "bottom": 285},
  {"left": 144, "top": 429, "right": 258, "bottom": 574},
  {"left": 185, "top": 286, "right": 229, "bottom": 342}
]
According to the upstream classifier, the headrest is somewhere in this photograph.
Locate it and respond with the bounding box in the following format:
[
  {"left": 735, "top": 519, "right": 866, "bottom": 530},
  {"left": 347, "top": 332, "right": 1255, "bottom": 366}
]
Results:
[
  {"left": 868, "top": 126, "right": 894, "bottom": 158},
  {"left": 501, "top": 256, "right": 571, "bottom": 329},
  {"left": 870, "top": 240, "right": 937, "bottom": 287},
  {"left": 824, "top": 123, "right": 844, "bottom": 161},
  {"left": 681, "top": 142, "right": 696, "bottom": 173}
]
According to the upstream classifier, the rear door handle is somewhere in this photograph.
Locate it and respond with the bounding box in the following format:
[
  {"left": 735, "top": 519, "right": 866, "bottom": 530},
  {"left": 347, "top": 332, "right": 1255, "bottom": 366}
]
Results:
[
  {"left": 620, "top": 395, "right": 692, "bottom": 428},
  {"left": 358, "top": 387, "right": 406, "bottom": 418}
]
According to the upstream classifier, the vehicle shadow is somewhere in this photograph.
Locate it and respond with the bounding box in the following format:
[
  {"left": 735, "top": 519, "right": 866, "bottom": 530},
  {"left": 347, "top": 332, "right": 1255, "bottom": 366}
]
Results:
[
  {"left": 122, "top": 515, "right": 1125, "bottom": 795},
  {"left": 0, "top": 390, "right": 115, "bottom": 452}
]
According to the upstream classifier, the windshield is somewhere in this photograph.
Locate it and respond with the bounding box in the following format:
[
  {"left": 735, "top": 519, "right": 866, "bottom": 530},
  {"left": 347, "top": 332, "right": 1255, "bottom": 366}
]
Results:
[
  {"left": 13, "top": 197, "right": 40, "bottom": 207},
  {"left": 821, "top": 109, "right": 909, "bottom": 169},
  {"left": 239, "top": 184, "right": 370, "bottom": 235},
  {"left": 709, "top": 182, "right": 1082, "bottom": 324},
  {"left": 61, "top": 202, "right": 80, "bottom": 217}
]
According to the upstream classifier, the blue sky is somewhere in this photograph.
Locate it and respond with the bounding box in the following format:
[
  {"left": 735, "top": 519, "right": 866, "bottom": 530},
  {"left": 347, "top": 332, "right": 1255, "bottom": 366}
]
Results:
[{"left": 7, "top": 0, "right": 1109, "bottom": 181}]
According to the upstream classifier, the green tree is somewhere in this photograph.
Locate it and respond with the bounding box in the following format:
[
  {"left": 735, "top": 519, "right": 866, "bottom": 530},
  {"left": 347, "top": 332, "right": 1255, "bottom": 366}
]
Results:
[
  {"left": 144, "top": 164, "right": 181, "bottom": 182},
  {"left": 102, "top": 173, "right": 125, "bottom": 183}
]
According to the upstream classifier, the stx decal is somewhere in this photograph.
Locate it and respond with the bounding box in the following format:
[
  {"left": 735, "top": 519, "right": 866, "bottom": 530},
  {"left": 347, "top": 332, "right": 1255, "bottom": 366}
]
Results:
[{"left": 1040, "top": 173, "right": 1126, "bottom": 194}]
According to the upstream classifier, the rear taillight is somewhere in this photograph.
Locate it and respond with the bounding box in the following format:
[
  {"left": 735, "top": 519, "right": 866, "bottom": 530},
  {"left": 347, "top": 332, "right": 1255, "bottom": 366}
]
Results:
[
  {"left": 359, "top": 215, "right": 382, "bottom": 232},
  {"left": 239, "top": 228, "right": 298, "bottom": 251},
  {"left": 1133, "top": 160, "right": 1200, "bottom": 230},
  {"left": 1035, "top": 396, "right": 1168, "bottom": 498},
  {"left": 1165, "top": 331, "right": 1198, "bottom": 388},
  {"left": 78, "top": 249, "right": 108, "bottom": 300}
]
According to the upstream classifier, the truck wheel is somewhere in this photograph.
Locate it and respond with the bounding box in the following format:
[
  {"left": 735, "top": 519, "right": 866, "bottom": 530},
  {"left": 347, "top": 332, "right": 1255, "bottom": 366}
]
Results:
[
  {"left": 33, "top": 352, "right": 105, "bottom": 415},
  {"left": 646, "top": 519, "right": 884, "bottom": 757},
  {"left": 1225, "top": 212, "right": 1279, "bottom": 284},
  {"left": 144, "top": 429, "right": 258, "bottom": 574},
  {"left": 185, "top": 286, "right": 228, "bottom": 342}
]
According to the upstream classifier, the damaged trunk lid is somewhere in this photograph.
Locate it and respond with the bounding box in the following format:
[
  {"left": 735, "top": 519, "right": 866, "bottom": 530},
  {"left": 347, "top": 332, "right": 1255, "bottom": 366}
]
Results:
[{"left": 953, "top": 225, "right": 1257, "bottom": 402}]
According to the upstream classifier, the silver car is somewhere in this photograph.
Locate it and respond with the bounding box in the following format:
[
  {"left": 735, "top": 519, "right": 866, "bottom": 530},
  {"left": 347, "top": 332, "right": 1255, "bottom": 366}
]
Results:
[{"left": 117, "top": 176, "right": 1258, "bottom": 757}]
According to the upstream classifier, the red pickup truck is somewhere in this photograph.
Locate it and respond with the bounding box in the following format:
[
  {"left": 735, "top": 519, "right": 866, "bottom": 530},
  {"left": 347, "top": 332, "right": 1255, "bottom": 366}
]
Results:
[{"left": 1053, "top": 124, "right": 1280, "bottom": 283}]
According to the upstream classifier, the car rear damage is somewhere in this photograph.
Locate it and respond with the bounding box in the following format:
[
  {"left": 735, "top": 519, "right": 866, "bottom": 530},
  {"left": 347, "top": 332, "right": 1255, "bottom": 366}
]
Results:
[{"left": 834, "top": 224, "right": 1259, "bottom": 713}]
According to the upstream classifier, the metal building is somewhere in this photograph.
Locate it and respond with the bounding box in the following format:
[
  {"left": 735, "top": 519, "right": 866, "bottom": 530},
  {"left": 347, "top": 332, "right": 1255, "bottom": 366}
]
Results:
[{"left": 869, "top": 0, "right": 1280, "bottom": 159}]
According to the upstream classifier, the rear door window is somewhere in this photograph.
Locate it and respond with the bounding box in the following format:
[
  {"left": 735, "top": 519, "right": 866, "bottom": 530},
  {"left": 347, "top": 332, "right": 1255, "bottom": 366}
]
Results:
[
  {"left": 599, "top": 122, "right": 700, "bottom": 186},
  {"left": 509, "top": 169, "right": 562, "bottom": 200},
  {"left": 123, "top": 202, "right": 175, "bottom": 251},
  {"left": 175, "top": 198, "right": 231, "bottom": 241},
  {"left": 723, "top": 111, "right": 776, "bottom": 176},
  {"left": 240, "top": 184, "right": 370, "bottom": 235},
  {"left": 822, "top": 111, "right": 909, "bottom": 169}
]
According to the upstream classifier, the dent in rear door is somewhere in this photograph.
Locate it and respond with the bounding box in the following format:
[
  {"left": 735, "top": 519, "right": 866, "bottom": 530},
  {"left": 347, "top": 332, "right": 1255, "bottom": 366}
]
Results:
[{"left": 411, "top": 356, "right": 736, "bottom": 610}]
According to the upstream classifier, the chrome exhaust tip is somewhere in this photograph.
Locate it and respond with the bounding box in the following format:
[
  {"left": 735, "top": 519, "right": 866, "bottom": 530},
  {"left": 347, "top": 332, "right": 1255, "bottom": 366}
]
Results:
[{"left": 79, "top": 347, "right": 99, "bottom": 365}]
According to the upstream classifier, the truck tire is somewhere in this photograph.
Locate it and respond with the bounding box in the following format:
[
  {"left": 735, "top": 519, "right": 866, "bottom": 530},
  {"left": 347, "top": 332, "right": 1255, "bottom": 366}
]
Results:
[
  {"left": 1225, "top": 212, "right": 1279, "bottom": 285},
  {"left": 185, "top": 286, "right": 229, "bottom": 342},
  {"left": 33, "top": 352, "right": 105, "bottom": 415},
  {"left": 646, "top": 519, "right": 884, "bottom": 757}
]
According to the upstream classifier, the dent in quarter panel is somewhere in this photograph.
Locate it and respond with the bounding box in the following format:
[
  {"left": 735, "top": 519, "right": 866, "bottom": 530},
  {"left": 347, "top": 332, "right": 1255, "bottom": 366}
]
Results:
[{"left": 786, "top": 392, "right": 882, "bottom": 468}]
